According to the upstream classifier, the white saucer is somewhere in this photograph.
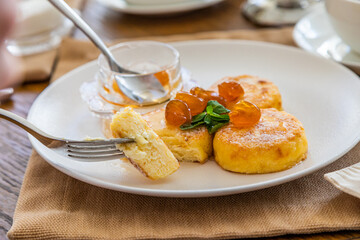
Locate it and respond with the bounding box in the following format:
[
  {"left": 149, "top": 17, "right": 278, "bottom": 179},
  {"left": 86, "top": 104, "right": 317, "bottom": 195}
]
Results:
[
  {"left": 293, "top": 6, "right": 360, "bottom": 74},
  {"left": 96, "top": 0, "right": 223, "bottom": 15}
]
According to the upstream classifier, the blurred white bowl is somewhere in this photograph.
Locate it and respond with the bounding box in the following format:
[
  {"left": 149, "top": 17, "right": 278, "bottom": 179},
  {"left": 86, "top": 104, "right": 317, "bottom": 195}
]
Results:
[
  {"left": 325, "top": 0, "right": 360, "bottom": 54},
  {"left": 125, "top": 0, "right": 193, "bottom": 5}
]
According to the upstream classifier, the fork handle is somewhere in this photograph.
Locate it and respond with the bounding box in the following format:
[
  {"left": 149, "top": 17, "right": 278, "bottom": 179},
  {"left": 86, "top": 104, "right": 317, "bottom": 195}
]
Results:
[{"left": 0, "top": 109, "right": 62, "bottom": 146}]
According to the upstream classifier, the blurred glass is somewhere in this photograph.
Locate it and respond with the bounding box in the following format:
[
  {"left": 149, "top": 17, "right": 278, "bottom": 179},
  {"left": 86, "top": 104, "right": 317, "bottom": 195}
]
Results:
[{"left": 6, "top": 0, "right": 73, "bottom": 56}]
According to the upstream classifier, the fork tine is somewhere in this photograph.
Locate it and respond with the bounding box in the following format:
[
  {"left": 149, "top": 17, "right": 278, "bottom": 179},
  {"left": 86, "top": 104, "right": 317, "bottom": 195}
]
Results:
[
  {"left": 67, "top": 144, "right": 117, "bottom": 150},
  {"left": 66, "top": 143, "right": 124, "bottom": 159},
  {"left": 67, "top": 148, "right": 121, "bottom": 154},
  {"left": 66, "top": 138, "right": 134, "bottom": 145},
  {"left": 64, "top": 138, "right": 132, "bottom": 159},
  {"left": 68, "top": 152, "right": 125, "bottom": 159},
  {"left": 67, "top": 142, "right": 115, "bottom": 148}
]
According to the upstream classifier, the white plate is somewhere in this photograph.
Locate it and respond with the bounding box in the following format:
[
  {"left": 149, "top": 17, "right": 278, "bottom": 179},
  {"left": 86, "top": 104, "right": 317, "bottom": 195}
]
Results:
[
  {"left": 96, "top": 0, "right": 223, "bottom": 15},
  {"left": 28, "top": 40, "right": 360, "bottom": 198},
  {"left": 293, "top": 6, "right": 360, "bottom": 74}
]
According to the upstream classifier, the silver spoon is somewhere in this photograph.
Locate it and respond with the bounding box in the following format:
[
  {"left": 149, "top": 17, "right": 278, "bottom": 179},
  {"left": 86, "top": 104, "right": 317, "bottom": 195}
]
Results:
[{"left": 49, "top": 0, "right": 168, "bottom": 105}]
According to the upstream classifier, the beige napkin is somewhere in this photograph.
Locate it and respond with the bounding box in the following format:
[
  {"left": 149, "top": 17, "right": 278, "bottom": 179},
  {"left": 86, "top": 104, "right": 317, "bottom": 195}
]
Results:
[
  {"left": 19, "top": 50, "right": 58, "bottom": 82},
  {"left": 325, "top": 162, "right": 360, "bottom": 199},
  {"left": 8, "top": 28, "right": 360, "bottom": 240}
]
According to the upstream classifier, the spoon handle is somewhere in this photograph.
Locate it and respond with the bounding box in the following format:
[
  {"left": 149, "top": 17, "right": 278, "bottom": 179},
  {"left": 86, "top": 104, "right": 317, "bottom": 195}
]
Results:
[{"left": 49, "top": 0, "right": 126, "bottom": 73}]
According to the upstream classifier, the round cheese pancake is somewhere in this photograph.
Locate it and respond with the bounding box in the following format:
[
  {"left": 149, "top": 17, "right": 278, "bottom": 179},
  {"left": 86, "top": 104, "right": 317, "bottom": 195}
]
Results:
[
  {"left": 213, "top": 108, "right": 307, "bottom": 174},
  {"left": 209, "top": 75, "right": 282, "bottom": 110},
  {"left": 143, "top": 108, "right": 212, "bottom": 163}
]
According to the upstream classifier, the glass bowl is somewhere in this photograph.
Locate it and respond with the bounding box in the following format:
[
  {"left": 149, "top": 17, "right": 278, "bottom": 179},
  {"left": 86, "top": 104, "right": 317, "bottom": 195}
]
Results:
[
  {"left": 80, "top": 41, "right": 196, "bottom": 119},
  {"left": 97, "top": 41, "right": 182, "bottom": 106}
]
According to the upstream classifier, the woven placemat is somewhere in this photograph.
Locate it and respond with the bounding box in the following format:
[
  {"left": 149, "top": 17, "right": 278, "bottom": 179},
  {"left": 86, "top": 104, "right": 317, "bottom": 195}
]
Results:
[{"left": 8, "top": 28, "right": 360, "bottom": 240}]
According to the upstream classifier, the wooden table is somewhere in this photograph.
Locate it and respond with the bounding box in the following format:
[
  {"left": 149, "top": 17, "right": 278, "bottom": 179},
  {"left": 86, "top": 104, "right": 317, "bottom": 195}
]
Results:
[{"left": 0, "top": 0, "right": 359, "bottom": 239}]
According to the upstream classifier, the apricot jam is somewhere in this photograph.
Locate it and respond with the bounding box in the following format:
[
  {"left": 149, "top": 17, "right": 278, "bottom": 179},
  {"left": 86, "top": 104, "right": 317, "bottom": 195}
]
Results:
[
  {"left": 175, "top": 92, "right": 206, "bottom": 116},
  {"left": 218, "top": 81, "right": 244, "bottom": 102},
  {"left": 190, "top": 87, "right": 226, "bottom": 106},
  {"left": 165, "top": 99, "right": 191, "bottom": 126},
  {"left": 229, "top": 100, "right": 261, "bottom": 127}
]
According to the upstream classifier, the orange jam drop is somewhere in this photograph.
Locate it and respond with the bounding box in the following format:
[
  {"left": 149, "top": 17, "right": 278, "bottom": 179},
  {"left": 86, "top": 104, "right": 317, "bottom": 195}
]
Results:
[
  {"left": 190, "top": 87, "right": 227, "bottom": 106},
  {"left": 218, "top": 81, "right": 244, "bottom": 102},
  {"left": 190, "top": 87, "right": 209, "bottom": 100},
  {"left": 229, "top": 100, "right": 261, "bottom": 127},
  {"left": 112, "top": 79, "right": 122, "bottom": 94},
  {"left": 165, "top": 99, "right": 192, "bottom": 126},
  {"left": 154, "top": 70, "right": 170, "bottom": 87},
  {"left": 207, "top": 91, "right": 227, "bottom": 106},
  {"left": 175, "top": 92, "right": 206, "bottom": 116}
]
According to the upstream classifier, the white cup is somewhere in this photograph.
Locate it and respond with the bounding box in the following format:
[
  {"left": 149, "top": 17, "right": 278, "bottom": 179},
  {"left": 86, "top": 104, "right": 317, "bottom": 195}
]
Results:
[{"left": 325, "top": 0, "right": 360, "bottom": 54}]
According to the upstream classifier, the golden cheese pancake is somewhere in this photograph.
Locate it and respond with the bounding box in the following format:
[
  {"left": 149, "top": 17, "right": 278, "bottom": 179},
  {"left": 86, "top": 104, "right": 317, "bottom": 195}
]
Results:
[
  {"left": 213, "top": 108, "right": 307, "bottom": 173},
  {"left": 209, "top": 75, "right": 282, "bottom": 110},
  {"left": 142, "top": 108, "right": 212, "bottom": 163},
  {"left": 111, "top": 107, "right": 179, "bottom": 180}
]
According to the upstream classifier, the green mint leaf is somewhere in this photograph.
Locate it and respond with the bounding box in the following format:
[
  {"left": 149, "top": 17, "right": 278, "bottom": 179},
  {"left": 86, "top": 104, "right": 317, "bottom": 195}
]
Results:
[
  {"left": 207, "top": 100, "right": 221, "bottom": 108},
  {"left": 180, "top": 99, "right": 230, "bottom": 134},
  {"left": 210, "top": 117, "right": 229, "bottom": 123},
  {"left": 191, "top": 112, "right": 206, "bottom": 123},
  {"left": 204, "top": 114, "right": 211, "bottom": 125},
  {"left": 214, "top": 106, "right": 230, "bottom": 114},
  {"left": 180, "top": 121, "right": 204, "bottom": 130},
  {"left": 208, "top": 111, "right": 230, "bottom": 121},
  {"left": 207, "top": 100, "right": 230, "bottom": 114},
  {"left": 208, "top": 122, "right": 228, "bottom": 134},
  {"left": 206, "top": 105, "right": 213, "bottom": 115}
]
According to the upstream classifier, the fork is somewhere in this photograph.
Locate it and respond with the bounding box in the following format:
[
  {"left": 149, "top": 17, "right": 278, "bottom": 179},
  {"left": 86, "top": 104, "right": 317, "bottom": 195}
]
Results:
[{"left": 0, "top": 109, "right": 134, "bottom": 159}]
